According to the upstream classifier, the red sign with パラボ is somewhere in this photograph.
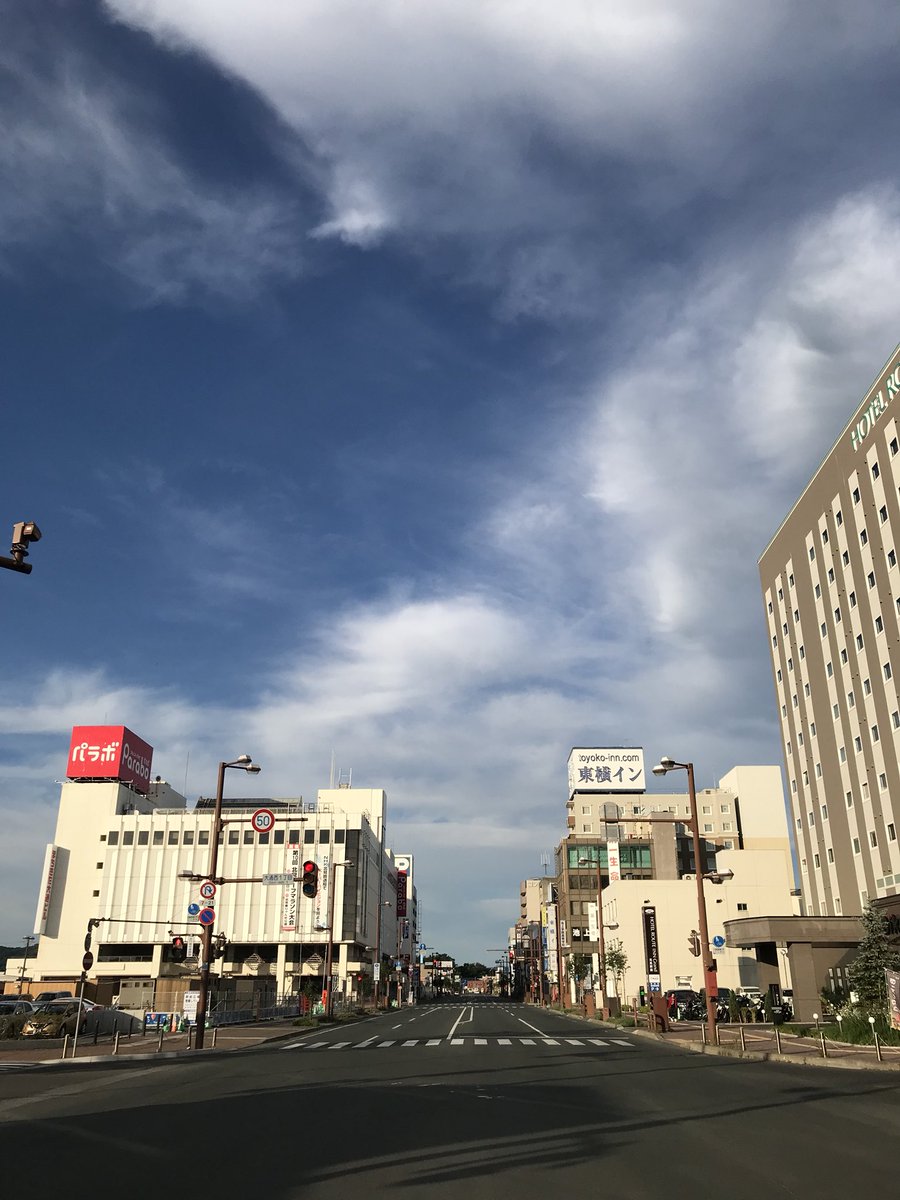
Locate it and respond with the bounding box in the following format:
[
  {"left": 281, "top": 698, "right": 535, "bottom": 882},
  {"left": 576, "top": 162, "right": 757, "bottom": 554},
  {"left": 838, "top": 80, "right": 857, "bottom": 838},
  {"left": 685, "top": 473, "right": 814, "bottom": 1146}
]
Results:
[{"left": 67, "top": 725, "right": 154, "bottom": 794}]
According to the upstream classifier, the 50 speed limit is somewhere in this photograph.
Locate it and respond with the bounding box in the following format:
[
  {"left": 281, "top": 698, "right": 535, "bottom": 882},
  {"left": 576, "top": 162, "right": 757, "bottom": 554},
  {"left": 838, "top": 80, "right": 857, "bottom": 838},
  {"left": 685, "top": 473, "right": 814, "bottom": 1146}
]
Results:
[{"left": 251, "top": 808, "right": 275, "bottom": 834}]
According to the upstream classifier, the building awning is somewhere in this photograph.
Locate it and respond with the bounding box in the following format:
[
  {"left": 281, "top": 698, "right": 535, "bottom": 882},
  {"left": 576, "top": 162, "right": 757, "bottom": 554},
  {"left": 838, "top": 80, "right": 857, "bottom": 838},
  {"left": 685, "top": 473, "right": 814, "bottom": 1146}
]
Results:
[{"left": 725, "top": 915, "right": 864, "bottom": 948}]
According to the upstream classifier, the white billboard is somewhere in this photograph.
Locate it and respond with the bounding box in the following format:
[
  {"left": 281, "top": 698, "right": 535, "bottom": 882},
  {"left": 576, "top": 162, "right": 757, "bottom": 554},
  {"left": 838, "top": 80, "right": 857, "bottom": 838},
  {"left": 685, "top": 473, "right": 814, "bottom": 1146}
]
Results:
[{"left": 567, "top": 747, "right": 646, "bottom": 795}]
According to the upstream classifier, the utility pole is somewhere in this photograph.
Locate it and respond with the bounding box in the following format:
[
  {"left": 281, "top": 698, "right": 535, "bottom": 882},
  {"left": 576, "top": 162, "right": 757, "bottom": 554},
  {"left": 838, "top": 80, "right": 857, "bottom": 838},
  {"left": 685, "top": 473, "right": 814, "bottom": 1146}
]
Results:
[{"left": 17, "top": 935, "right": 34, "bottom": 994}]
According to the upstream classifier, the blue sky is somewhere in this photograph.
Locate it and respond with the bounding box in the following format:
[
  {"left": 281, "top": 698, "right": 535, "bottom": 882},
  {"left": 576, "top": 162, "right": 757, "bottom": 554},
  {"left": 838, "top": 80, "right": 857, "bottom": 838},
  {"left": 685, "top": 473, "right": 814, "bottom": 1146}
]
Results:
[{"left": 4, "top": 1, "right": 900, "bottom": 962}]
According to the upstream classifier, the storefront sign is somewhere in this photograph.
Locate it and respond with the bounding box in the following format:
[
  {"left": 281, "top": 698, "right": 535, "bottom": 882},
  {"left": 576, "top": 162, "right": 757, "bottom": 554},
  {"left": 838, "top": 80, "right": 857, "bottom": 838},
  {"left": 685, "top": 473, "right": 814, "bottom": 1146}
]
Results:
[
  {"left": 568, "top": 747, "right": 646, "bottom": 795},
  {"left": 642, "top": 905, "right": 660, "bottom": 977},
  {"left": 67, "top": 725, "right": 153, "bottom": 793}
]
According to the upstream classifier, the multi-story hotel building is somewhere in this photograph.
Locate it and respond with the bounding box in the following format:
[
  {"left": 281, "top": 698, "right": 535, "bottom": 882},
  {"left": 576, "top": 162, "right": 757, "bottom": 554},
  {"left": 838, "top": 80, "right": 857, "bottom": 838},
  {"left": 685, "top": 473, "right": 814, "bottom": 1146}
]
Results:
[{"left": 760, "top": 344, "right": 900, "bottom": 919}]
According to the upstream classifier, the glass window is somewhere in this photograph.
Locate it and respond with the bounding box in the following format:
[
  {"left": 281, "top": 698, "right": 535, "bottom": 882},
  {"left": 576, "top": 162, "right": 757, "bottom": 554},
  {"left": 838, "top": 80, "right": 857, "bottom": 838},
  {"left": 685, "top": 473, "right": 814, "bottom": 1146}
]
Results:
[
  {"left": 737, "top": 903, "right": 748, "bottom": 912},
  {"left": 861, "top": 528, "right": 869, "bottom": 546},
  {"left": 828, "top": 847, "right": 834, "bottom": 863},
  {"left": 872, "top": 724, "right": 880, "bottom": 742},
  {"left": 167, "top": 830, "right": 178, "bottom": 845},
  {"left": 849, "top": 592, "right": 857, "bottom": 608},
  {"left": 827, "top": 661, "right": 833, "bottom": 677},
  {"left": 702, "top": 805, "right": 712, "bottom": 814},
  {"left": 870, "top": 831, "right": 878, "bottom": 848},
  {"left": 783, "top": 622, "right": 789, "bottom": 635},
  {"left": 873, "top": 461, "right": 881, "bottom": 479},
  {"left": 884, "top": 661, "right": 893, "bottom": 679},
  {"left": 853, "top": 487, "right": 860, "bottom": 503},
  {"left": 833, "top": 703, "right": 839, "bottom": 718},
  {"left": 855, "top": 736, "right": 863, "bottom": 752},
  {"left": 138, "top": 830, "right": 148, "bottom": 845},
  {"left": 888, "top": 823, "right": 897, "bottom": 842},
  {"left": 108, "top": 831, "right": 119, "bottom": 845},
  {"left": 183, "top": 830, "right": 194, "bottom": 845},
  {"left": 841, "top": 648, "right": 849, "bottom": 663},
  {"left": 879, "top": 773, "right": 887, "bottom": 790},
  {"left": 334, "top": 829, "right": 346, "bottom": 842},
  {"left": 273, "top": 829, "right": 285, "bottom": 845},
  {"left": 814, "top": 854, "right": 820, "bottom": 868},
  {"left": 122, "top": 831, "right": 134, "bottom": 846},
  {"left": 789, "top": 573, "right": 795, "bottom": 586},
  {"left": 828, "top": 568, "right": 835, "bottom": 584},
  {"left": 800, "top": 644, "right": 805, "bottom": 659},
  {"left": 768, "top": 600, "right": 773, "bottom": 613},
  {"left": 846, "top": 791, "right": 853, "bottom": 808},
  {"left": 153, "top": 830, "right": 164, "bottom": 845},
  {"left": 243, "top": 830, "right": 254, "bottom": 844},
  {"left": 816, "top": 583, "right": 822, "bottom": 598},
  {"left": 810, "top": 547, "right": 816, "bottom": 561},
  {"left": 703, "top": 823, "right": 714, "bottom": 833},
  {"left": 869, "top": 572, "right": 876, "bottom": 588},
  {"left": 198, "top": 830, "right": 209, "bottom": 845},
  {"left": 881, "top": 505, "right": 889, "bottom": 523},
  {"left": 811, "top": 721, "right": 816, "bottom": 736},
  {"left": 303, "top": 829, "right": 315, "bottom": 843},
  {"left": 840, "top": 746, "right": 847, "bottom": 763},
  {"left": 893, "top": 711, "right": 900, "bottom": 729},
  {"left": 808, "top": 811, "right": 815, "bottom": 826},
  {"left": 834, "top": 607, "right": 841, "bottom": 623},
  {"left": 836, "top": 509, "right": 843, "bottom": 525},
  {"left": 853, "top": 837, "right": 860, "bottom": 854},
  {"left": 288, "top": 829, "right": 301, "bottom": 843},
  {"left": 875, "top": 616, "right": 884, "bottom": 633},
  {"left": 856, "top": 634, "right": 864, "bottom": 650},
  {"left": 228, "top": 830, "right": 239, "bottom": 844},
  {"left": 821, "top": 804, "right": 828, "bottom": 820},
  {"left": 864, "top": 678, "right": 871, "bottom": 695},
  {"left": 848, "top": 690, "right": 855, "bottom": 707},
  {"left": 890, "top": 550, "right": 897, "bottom": 568},
  {"left": 891, "top": 438, "right": 898, "bottom": 456},
  {"left": 842, "top": 550, "right": 850, "bottom": 565},
  {"left": 822, "top": 528, "right": 829, "bottom": 544}
]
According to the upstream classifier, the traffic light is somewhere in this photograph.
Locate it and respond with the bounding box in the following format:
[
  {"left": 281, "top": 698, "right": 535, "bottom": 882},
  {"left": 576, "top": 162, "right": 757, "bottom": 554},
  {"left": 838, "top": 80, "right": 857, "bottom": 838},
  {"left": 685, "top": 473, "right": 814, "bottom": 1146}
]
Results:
[
  {"left": 214, "top": 933, "right": 228, "bottom": 959},
  {"left": 171, "top": 936, "right": 187, "bottom": 962},
  {"left": 688, "top": 930, "right": 701, "bottom": 957},
  {"left": 301, "top": 859, "right": 319, "bottom": 898},
  {"left": 639, "top": 985, "right": 646, "bottom": 1006}
]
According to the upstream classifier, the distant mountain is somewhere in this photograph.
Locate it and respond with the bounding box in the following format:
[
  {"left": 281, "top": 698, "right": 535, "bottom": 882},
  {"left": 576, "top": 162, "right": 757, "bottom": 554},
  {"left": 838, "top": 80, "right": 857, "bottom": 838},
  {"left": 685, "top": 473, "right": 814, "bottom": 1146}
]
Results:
[{"left": 1, "top": 944, "right": 38, "bottom": 974}]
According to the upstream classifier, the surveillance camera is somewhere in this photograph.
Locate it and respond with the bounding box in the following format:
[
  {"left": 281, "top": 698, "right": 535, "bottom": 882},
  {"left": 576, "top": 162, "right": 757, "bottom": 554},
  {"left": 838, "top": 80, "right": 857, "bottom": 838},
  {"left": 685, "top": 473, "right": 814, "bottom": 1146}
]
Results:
[{"left": 11, "top": 521, "right": 41, "bottom": 547}]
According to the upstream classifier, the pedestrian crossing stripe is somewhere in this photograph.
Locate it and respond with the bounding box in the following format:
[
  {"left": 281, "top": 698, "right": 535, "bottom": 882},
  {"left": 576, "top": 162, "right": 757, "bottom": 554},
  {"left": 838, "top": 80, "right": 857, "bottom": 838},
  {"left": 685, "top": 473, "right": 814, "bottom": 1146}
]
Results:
[{"left": 283, "top": 1036, "right": 635, "bottom": 1052}]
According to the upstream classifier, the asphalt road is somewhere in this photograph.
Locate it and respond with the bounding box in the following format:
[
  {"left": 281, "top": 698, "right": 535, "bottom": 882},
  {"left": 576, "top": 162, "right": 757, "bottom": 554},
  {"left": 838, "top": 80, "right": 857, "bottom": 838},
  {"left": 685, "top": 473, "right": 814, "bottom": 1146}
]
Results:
[{"left": 1, "top": 997, "right": 898, "bottom": 1199}]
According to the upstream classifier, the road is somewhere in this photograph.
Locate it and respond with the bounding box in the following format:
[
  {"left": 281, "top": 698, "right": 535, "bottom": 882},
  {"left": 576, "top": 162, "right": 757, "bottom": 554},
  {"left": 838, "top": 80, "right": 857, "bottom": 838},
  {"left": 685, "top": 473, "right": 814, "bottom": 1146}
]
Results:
[{"left": 1, "top": 997, "right": 898, "bottom": 1198}]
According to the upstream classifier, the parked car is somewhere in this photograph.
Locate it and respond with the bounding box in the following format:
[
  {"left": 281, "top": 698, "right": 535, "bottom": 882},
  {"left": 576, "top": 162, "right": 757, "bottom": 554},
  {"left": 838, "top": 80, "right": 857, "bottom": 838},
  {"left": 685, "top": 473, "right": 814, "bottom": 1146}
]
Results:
[
  {"left": 0, "top": 999, "right": 37, "bottom": 1016},
  {"left": 33, "top": 990, "right": 74, "bottom": 1003},
  {"left": 21, "top": 1000, "right": 90, "bottom": 1038}
]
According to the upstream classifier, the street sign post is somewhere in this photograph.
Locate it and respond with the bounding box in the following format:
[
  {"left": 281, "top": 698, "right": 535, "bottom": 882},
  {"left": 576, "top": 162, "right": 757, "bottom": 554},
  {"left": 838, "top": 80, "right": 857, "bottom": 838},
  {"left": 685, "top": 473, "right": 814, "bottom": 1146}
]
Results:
[
  {"left": 82, "top": 951, "right": 94, "bottom": 971},
  {"left": 198, "top": 907, "right": 216, "bottom": 927},
  {"left": 251, "top": 808, "right": 275, "bottom": 834},
  {"left": 199, "top": 880, "right": 217, "bottom": 901},
  {"left": 187, "top": 902, "right": 201, "bottom": 916},
  {"left": 262, "top": 872, "right": 295, "bottom": 885}
]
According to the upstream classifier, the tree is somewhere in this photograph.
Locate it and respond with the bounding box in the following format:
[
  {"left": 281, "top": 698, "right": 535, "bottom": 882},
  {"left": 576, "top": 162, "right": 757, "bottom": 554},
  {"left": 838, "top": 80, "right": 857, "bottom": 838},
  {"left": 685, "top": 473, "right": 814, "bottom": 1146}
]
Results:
[
  {"left": 457, "top": 962, "right": 490, "bottom": 979},
  {"left": 848, "top": 904, "right": 900, "bottom": 1013},
  {"left": 602, "top": 941, "right": 628, "bottom": 999}
]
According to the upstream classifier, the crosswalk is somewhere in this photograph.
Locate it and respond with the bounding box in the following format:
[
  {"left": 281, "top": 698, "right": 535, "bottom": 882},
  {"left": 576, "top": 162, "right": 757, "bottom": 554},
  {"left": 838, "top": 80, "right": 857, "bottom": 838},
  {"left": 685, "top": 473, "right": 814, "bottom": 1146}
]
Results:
[
  {"left": 0, "top": 1061, "right": 47, "bottom": 1073},
  {"left": 283, "top": 1036, "right": 636, "bottom": 1052}
]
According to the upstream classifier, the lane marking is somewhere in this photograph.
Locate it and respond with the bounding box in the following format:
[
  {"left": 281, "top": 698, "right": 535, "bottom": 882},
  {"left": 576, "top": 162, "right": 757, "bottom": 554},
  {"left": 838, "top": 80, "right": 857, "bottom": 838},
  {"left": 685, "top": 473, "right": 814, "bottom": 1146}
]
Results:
[
  {"left": 474, "top": 1038, "right": 487, "bottom": 1045},
  {"left": 589, "top": 1039, "right": 610, "bottom": 1046},
  {"left": 565, "top": 1039, "right": 584, "bottom": 1046},
  {"left": 543, "top": 1038, "right": 559, "bottom": 1045},
  {"left": 516, "top": 1017, "right": 549, "bottom": 1035},
  {"left": 306, "top": 1041, "right": 328, "bottom": 1049},
  {"left": 520, "top": 1038, "right": 535, "bottom": 1045},
  {"left": 402, "top": 1040, "right": 418, "bottom": 1047},
  {"left": 328, "top": 1042, "right": 351, "bottom": 1050},
  {"left": 377, "top": 1041, "right": 396, "bottom": 1048},
  {"left": 445, "top": 1004, "right": 474, "bottom": 1042},
  {"left": 498, "top": 1039, "right": 511, "bottom": 1045},
  {"left": 451, "top": 1038, "right": 464, "bottom": 1045},
  {"left": 426, "top": 1039, "right": 441, "bottom": 1046},
  {"left": 612, "top": 1039, "right": 635, "bottom": 1047},
  {"left": 354, "top": 1038, "right": 377, "bottom": 1048}
]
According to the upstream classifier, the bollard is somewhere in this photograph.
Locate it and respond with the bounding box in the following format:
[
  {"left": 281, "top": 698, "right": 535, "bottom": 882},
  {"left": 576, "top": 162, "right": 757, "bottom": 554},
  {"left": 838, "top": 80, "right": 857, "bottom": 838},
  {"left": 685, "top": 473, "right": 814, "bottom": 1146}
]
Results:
[
  {"left": 775, "top": 1025, "right": 782, "bottom": 1055},
  {"left": 701, "top": 1023, "right": 707, "bottom": 1045},
  {"left": 875, "top": 1031, "right": 883, "bottom": 1063},
  {"left": 739, "top": 1024, "right": 746, "bottom": 1052},
  {"left": 715, "top": 1022, "right": 721, "bottom": 1047},
  {"left": 93, "top": 1021, "right": 100, "bottom": 1045},
  {"left": 187, "top": 1025, "right": 193, "bottom": 1050},
  {"left": 113, "top": 1031, "right": 120, "bottom": 1056},
  {"left": 212, "top": 1027, "right": 218, "bottom": 1048},
  {"left": 820, "top": 1030, "right": 828, "bottom": 1058},
  {"left": 157, "top": 1025, "right": 164, "bottom": 1053},
  {"left": 61, "top": 1034, "right": 69, "bottom": 1059}
]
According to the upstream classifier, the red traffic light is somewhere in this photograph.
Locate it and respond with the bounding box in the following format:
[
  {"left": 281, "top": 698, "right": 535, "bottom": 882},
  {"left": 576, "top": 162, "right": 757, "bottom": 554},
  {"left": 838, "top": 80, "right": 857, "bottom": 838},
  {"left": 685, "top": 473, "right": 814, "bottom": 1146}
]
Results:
[{"left": 301, "top": 859, "right": 319, "bottom": 898}]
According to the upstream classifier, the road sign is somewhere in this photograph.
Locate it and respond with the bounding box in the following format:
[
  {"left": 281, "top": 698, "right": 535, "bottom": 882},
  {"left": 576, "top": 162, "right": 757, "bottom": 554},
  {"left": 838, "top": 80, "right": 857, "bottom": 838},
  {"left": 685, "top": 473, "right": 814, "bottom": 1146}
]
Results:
[
  {"left": 199, "top": 880, "right": 216, "bottom": 900},
  {"left": 82, "top": 950, "right": 94, "bottom": 971},
  {"left": 251, "top": 807, "right": 275, "bottom": 834},
  {"left": 187, "top": 902, "right": 201, "bottom": 916},
  {"left": 198, "top": 907, "right": 216, "bottom": 926},
  {"left": 712, "top": 935, "right": 726, "bottom": 948},
  {"left": 262, "top": 872, "right": 295, "bottom": 885}
]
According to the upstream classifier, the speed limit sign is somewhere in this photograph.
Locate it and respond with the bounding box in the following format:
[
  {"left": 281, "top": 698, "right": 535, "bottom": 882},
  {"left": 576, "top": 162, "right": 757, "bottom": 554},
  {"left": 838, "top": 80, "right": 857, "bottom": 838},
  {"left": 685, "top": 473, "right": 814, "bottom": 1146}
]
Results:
[{"left": 251, "top": 808, "right": 275, "bottom": 834}]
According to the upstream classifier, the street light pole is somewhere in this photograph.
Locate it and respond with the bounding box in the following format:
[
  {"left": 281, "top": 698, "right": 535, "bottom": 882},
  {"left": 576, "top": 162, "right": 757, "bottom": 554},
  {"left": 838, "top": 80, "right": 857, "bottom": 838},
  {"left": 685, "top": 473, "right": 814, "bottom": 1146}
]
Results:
[
  {"left": 652, "top": 756, "right": 717, "bottom": 1045},
  {"left": 194, "top": 755, "right": 260, "bottom": 1050},
  {"left": 322, "top": 859, "right": 352, "bottom": 1018},
  {"left": 580, "top": 854, "right": 607, "bottom": 1010},
  {"left": 17, "top": 935, "right": 34, "bottom": 995}
]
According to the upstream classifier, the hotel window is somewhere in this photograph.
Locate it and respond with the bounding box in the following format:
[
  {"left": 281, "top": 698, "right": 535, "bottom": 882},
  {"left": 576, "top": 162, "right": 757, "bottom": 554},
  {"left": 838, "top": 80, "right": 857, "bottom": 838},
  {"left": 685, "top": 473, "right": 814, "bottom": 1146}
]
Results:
[
  {"left": 801, "top": 859, "right": 807, "bottom": 873},
  {"left": 808, "top": 810, "right": 815, "bottom": 825},
  {"left": 828, "top": 567, "right": 835, "bottom": 584},
  {"left": 875, "top": 616, "right": 884, "bottom": 633},
  {"left": 861, "top": 528, "right": 868, "bottom": 546},
  {"left": 777, "top": 668, "right": 783, "bottom": 682},
  {"left": 581, "top": 825, "right": 592, "bottom": 833},
  {"left": 723, "top": 840, "right": 734, "bottom": 850},
  {"left": 881, "top": 505, "right": 889, "bottom": 523},
  {"left": 853, "top": 487, "right": 861, "bottom": 503},
  {"left": 821, "top": 623, "right": 827, "bottom": 638},
  {"left": 803, "top": 771, "right": 809, "bottom": 785},
  {"left": 822, "top": 528, "right": 829, "bottom": 544},
  {"left": 768, "top": 600, "right": 773, "bottom": 613},
  {"left": 848, "top": 690, "right": 855, "bottom": 707},
  {"left": 789, "top": 572, "right": 795, "bottom": 586},
  {"left": 793, "top": 694, "right": 799, "bottom": 708},
  {"left": 897, "top": 597, "right": 900, "bottom": 615},
  {"left": 834, "top": 607, "right": 841, "bottom": 623},
  {"left": 810, "top": 547, "right": 816, "bottom": 561},
  {"left": 889, "top": 823, "right": 897, "bottom": 842},
  {"left": 850, "top": 592, "right": 857, "bottom": 608},
  {"left": 821, "top": 804, "right": 828, "bottom": 820},
  {"left": 884, "top": 661, "right": 892, "bottom": 679},
  {"left": 783, "top": 622, "right": 789, "bottom": 635},
  {"left": 880, "top": 773, "right": 888, "bottom": 790},
  {"left": 796, "top": 817, "right": 802, "bottom": 830},
  {"left": 892, "top": 438, "right": 899, "bottom": 456},
  {"left": 853, "top": 837, "right": 861, "bottom": 854},
  {"left": 843, "top": 549, "right": 850, "bottom": 565},
  {"left": 816, "top": 762, "right": 822, "bottom": 777},
  {"left": 811, "top": 721, "right": 816, "bottom": 736},
  {"left": 873, "top": 461, "right": 881, "bottom": 479},
  {"left": 863, "top": 781, "right": 870, "bottom": 799},
  {"left": 794, "top": 608, "right": 799, "bottom": 622},
  {"left": 814, "top": 854, "right": 820, "bottom": 868},
  {"left": 827, "top": 661, "right": 833, "bottom": 677},
  {"left": 847, "top": 791, "right": 853, "bottom": 808},
  {"left": 869, "top": 572, "right": 876, "bottom": 588},
  {"left": 872, "top": 724, "right": 880, "bottom": 742},
  {"left": 890, "top": 550, "right": 897, "bottom": 568},
  {"left": 864, "top": 678, "right": 871, "bottom": 695},
  {"left": 788, "top": 657, "right": 793, "bottom": 671},
  {"left": 800, "top": 644, "right": 806, "bottom": 659},
  {"left": 893, "top": 710, "right": 900, "bottom": 728},
  {"left": 791, "top": 779, "right": 797, "bottom": 793},
  {"left": 840, "top": 746, "right": 847, "bottom": 762},
  {"left": 720, "top": 803, "right": 730, "bottom": 813},
  {"left": 798, "top": 731, "right": 804, "bottom": 745},
  {"left": 856, "top": 634, "right": 864, "bottom": 650},
  {"left": 828, "top": 847, "right": 834, "bottom": 863},
  {"left": 774, "top": 635, "right": 779, "bottom": 647},
  {"left": 581, "top": 806, "right": 591, "bottom": 814},
  {"left": 833, "top": 703, "right": 839, "bottom": 718},
  {"left": 870, "top": 831, "right": 878, "bottom": 848},
  {"left": 855, "top": 736, "right": 863, "bottom": 752},
  {"left": 816, "top": 583, "right": 822, "bottom": 598},
  {"left": 703, "top": 823, "right": 714, "bottom": 833},
  {"left": 702, "top": 805, "right": 712, "bottom": 814},
  {"left": 841, "top": 649, "right": 849, "bottom": 664},
  {"left": 805, "top": 682, "right": 810, "bottom": 696},
  {"left": 737, "top": 903, "right": 749, "bottom": 912},
  {"left": 779, "top": 587, "right": 784, "bottom": 599},
  {"left": 782, "top": 704, "right": 787, "bottom": 717}
]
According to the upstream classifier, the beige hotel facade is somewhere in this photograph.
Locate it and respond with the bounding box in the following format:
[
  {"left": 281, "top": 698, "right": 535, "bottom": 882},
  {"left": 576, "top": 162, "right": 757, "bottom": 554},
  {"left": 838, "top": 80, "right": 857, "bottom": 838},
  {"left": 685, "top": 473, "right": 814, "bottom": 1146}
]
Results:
[{"left": 760, "top": 343, "right": 900, "bottom": 920}]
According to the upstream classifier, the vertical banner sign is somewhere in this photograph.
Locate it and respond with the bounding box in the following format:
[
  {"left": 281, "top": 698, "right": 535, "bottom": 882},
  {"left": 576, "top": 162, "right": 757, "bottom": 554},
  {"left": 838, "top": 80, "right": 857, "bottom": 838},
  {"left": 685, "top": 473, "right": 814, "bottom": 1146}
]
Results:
[
  {"left": 317, "top": 855, "right": 330, "bottom": 930},
  {"left": 642, "top": 905, "right": 661, "bottom": 990},
  {"left": 281, "top": 847, "right": 300, "bottom": 931},
  {"left": 34, "top": 844, "right": 59, "bottom": 935},
  {"left": 607, "top": 840, "right": 621, "bottom": 882},
  {"left": 587, "top": 901, "right": 599, "bottom": 942},
  {"left": 545, "top": 903, "right": 558, "bottom": 985},
  {"left": 396, "top": 869, "right": 408, "bottom": 917},
  {"left": 887, "top": 968, "right": 900, "bottom": 1031}
]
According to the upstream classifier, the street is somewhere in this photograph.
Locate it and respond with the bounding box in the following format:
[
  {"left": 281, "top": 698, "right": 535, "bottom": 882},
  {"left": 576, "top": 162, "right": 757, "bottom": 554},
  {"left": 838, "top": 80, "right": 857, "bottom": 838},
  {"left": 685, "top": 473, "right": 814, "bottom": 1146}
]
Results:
[{"left": 1, "top": 998, "right": 898, "bottom": 1198}]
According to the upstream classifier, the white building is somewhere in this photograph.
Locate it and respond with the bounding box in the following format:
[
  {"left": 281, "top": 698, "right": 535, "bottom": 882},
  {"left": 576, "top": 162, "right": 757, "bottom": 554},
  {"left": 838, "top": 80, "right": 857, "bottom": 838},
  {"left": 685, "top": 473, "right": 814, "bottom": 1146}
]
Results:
[{"left": 23, "top": 745, "right": 415, "bottom": 1015}]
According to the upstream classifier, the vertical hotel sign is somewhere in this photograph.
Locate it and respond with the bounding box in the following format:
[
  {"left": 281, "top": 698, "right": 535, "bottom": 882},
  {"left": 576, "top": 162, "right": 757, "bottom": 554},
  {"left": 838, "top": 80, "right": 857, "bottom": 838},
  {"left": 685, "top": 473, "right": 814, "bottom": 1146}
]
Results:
[
  {"left": 642, "top": 905, "right": 661, "bottom": 991},
  {"left": 607, "top": 840, "right": 621, "bottom": 882},
  {"left": 35, "top": 844, "right": 58, "bottom": 935},
  {"left": 281, "top": 847, "right": 300, "bottom": 931}
]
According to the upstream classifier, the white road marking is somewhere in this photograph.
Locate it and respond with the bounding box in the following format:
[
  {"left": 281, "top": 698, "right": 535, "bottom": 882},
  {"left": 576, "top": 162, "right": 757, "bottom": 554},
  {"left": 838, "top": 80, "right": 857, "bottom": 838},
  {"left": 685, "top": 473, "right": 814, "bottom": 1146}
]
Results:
[
  {"left": 426, "top": 1039, "right": 441, "bottom": 1046},
  {"left": 328, "top": 1042, "right": 351, "bottom": 1049},
  {"left": 519, "top": 1038, "right": 535, "bottom": 1045},
  {"left": 474, "top": 1038, "right": 487, "bottom": 1045},
  {"left": 402, "top": 1040, "right": 418, "bottom": 1047},
  {"left": 445, "top": 1004, "right": 474, "bottom": 1042},
  {"left": 516, "top": 1016, "right": 550, "bottom": 1035},
  {"left": 451, "top": 1038, "right": 464, "bottom": 1045},
  {"left": 354, "top": 1038, "right": 377, "bottom": 1048},
  {"left": 377, "top": 1041, "right": 396, "bottom": 1048},
  {"left": 611, "top": 1039, "right": 635, "bottom": 1047},
  {"left": 498, "top": 1038, "right": 511, "bottom": 1045},
  {"left": 565, "top": 1039, "right": 584, "bottom": 1046},
  {"left": 589, "top": 1039, "right": 610, "bottom": 1046}
]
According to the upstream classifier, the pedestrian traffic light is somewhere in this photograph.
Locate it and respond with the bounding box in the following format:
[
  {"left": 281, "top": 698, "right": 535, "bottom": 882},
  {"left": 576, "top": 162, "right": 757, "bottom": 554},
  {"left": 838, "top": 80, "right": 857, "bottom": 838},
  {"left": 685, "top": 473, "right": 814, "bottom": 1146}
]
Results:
[
  {"left": 639, "top": 985, "right": 646, "bottom": 1005},
  {"left": 171, "top": 936, "right": 187, "bottom": 962},
  {"left": 688, "top": 930, "right": 701, "bottom": 957},
  {"left": 301, "top": 859, "right": 319, "bottom": 898}
]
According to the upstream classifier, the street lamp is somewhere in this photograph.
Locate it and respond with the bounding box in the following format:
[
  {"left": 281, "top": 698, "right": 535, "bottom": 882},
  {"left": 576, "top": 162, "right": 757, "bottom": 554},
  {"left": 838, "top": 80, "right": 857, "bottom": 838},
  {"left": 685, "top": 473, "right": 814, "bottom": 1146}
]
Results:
[
  {"left": 652, "top": 756, "right": 717, "bottom": 1044},
  {"left": 322, "top": 859, "right": 353, "bottom": 1018},
  {"left": 579, "top": 854, "right": 608, "bottom": 1008},
  {"left": 194, "top": 754, "right": 261, "bottom": 1049}
]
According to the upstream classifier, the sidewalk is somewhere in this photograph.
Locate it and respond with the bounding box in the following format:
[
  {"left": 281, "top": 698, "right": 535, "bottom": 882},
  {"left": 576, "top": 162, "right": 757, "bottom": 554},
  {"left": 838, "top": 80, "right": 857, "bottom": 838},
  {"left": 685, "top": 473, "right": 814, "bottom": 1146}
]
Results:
[
  {"left": 632, "top": 1019, "right": 900, "bottom": 1072},
  {"left": 0, "top": 1017, "right": 304, "bottom": 1069}
]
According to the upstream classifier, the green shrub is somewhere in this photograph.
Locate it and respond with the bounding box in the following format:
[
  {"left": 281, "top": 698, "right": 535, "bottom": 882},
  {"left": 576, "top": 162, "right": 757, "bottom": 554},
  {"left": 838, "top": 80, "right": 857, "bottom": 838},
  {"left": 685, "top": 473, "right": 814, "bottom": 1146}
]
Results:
[{"left": 828, "top": 1012, "right": 900, "bottom": 1046}]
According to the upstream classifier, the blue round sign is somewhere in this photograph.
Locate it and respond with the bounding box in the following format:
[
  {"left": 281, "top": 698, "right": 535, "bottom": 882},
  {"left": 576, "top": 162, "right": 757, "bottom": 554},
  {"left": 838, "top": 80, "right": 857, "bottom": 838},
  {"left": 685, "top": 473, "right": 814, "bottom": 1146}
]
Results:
[
  {"left": 187, "top": 902, "right": 201, "bottom": 916},
  {"left": 712, "top": 935, "right": 726, "bottom": 948},
  {"left": 198, "top": 907, "right": 216, "bottom": 926}
]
